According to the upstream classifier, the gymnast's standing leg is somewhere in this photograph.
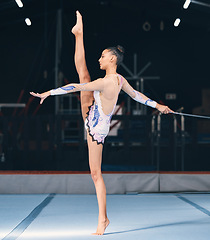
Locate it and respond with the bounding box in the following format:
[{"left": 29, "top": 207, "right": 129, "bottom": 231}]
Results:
[{"left": 71, "top": 11, "right": 109, "bottom": 235}]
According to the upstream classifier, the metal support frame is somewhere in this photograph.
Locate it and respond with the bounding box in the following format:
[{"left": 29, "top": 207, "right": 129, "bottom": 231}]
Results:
[
  {"left": 151, "top": 115, "right": 156, "bottom": 165},
  {"left": 173, "top": 115, "right": 177, "bottom": 170},
  {"left": 151, "top": 108, "right": 186, "bottom": 171},
  {"left": 181, "top": 115, "right": 185, "bottom": 170},
  {"left": 0, "top": 103, "right": 26, "bottom": 111},
  {"left": 156, "top": 113, "right": 161, "bottom": 171},
  {"left": 121, "top": 53, "right": 160, "bottom": 115}
]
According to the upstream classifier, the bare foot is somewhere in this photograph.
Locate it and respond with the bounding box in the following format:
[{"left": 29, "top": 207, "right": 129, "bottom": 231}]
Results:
[
  {"left": 92, "top": 218, "right": 110, "bottom": 235},
  {"left": 71, "top": 10, "right": 83, "bottom": 35}
]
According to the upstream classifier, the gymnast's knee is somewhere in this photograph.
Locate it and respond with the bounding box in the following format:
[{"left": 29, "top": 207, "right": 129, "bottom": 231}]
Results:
[{"left": 91, "top": 170, "right": 102, "bottom": 183}]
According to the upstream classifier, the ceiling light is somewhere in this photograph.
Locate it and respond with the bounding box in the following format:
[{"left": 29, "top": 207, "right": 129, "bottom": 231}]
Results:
[
  {"left": 25, "top": 18, "right": 32, "bottom": 26},
  {"left": 174, "top": 18, "right": 181, "bottom": 27},
  {"left": 15, "top": 0, "right": 23, "bottom": 8},
  {"left": 183, "top": 0, "right": 191, "bottom": 9}
]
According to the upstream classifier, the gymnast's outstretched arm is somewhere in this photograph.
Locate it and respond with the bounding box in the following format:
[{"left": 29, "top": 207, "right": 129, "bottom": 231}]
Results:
[
  {"left": 30, "top": 78, "right": 104, "bottom": 104},
  {"left": 121, "top": 77, "right": 173, "bottom": 114}
]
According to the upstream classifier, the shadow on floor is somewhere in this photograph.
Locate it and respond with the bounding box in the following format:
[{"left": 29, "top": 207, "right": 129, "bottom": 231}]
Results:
[{"left": 104, "top": 218, "right": 208, "bottom": 235}]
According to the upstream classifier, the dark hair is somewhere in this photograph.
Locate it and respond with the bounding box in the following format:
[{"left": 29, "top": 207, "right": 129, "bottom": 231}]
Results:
[{"left": 107, "top": 45, "right": 124, "bottom": 66}]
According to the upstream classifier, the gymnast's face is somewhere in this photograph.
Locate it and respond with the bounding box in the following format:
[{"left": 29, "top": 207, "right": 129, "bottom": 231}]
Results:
[{"left": 98, "top": 49, "right": 117, "bottom": 70}]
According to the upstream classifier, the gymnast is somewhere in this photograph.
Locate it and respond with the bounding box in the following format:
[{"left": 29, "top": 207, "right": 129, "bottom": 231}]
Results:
[{"left": 30, "top": 11, "right": 173, "bottom": 235}]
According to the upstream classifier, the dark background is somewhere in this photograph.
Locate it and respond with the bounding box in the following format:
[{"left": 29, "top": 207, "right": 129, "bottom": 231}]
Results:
[
  {"left": 1, "top": 0, "right": 210, "bottom": 114},
  {"left": 0, "top": 0, "right": 210, "bottom": 171}
]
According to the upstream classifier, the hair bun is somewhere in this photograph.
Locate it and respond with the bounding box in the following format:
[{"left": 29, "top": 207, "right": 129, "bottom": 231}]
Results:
[{"left": 116, "top": 45, "right": 124, "bottom": 54}]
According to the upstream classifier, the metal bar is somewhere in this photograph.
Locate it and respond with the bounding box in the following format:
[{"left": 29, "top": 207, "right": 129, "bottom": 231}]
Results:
[
  {"left": 0, "top": 104, "right": 26, "bottom": 108},
  {"left": 126, "top": 76, "right": 160, "bottom": 80},
  {"left": 137, "top": 62, "right": 151, "bottom": 77},
  {"left": 121, "top": 63, "right": 135, "bottom": 77},
  {"left": 181, "top": 115, "right": 185, "bottom": 171},
  {"left": 151, "top": 115, "right": 156, "bottom": 165},
  {"left": 2, "top": 117, "right": 8, "bottom": 164},
  {"left": 173, "top": 116, "right": 177, "bottom": 171},
  {"left": 156, "top": 113, "right": 161, "bottom": 171}
]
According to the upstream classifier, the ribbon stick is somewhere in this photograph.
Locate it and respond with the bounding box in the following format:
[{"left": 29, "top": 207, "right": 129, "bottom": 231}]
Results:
[{"left": 171, "top": 112, "right": 210, "bottom": 120}]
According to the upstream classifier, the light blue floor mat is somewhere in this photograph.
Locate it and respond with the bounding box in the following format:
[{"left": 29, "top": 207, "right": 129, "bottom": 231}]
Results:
[{"left": 0, "top": 193, "right": 210, "bottom": 240}]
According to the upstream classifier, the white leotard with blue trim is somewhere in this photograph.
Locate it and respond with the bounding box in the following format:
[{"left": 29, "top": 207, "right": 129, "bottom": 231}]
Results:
[{"left": 85, "top": 74, "right": 123, "bottom": 145}]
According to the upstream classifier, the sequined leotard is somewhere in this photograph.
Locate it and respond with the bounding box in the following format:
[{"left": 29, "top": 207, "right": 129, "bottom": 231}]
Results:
[{"left": 85, "top": 74, "right": 123, "bottom": 145}]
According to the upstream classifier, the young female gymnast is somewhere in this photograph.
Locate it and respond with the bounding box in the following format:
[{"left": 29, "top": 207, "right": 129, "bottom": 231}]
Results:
[{"left": 30, "top": 11, "right": 173, "bottom": 235}]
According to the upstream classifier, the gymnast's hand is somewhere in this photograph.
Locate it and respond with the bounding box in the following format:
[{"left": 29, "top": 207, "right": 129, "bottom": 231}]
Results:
[
  {"left": 30, "top": 91, "right": 51, "bottom": 104},
  {"left": 156, "top": 103, "right": 174, "bottom": 114}
]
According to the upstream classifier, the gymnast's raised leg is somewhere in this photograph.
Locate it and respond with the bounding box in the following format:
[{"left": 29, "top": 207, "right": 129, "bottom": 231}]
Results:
[
  {"left": 71, "top": 11, "right": 109, "bottom": 235},
  {"left": 71, "top": 11, "right": 93, "bottom": 120}
]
